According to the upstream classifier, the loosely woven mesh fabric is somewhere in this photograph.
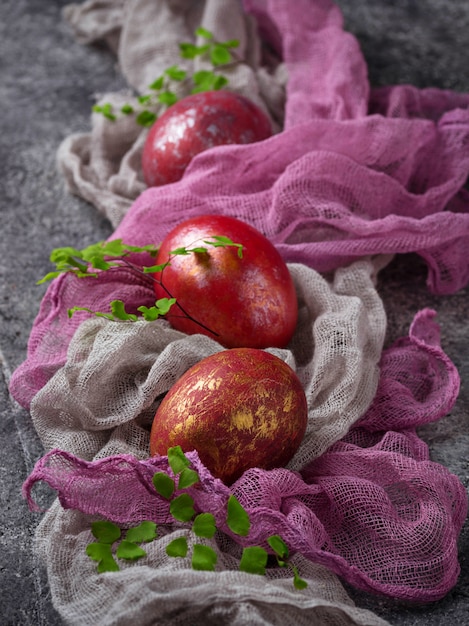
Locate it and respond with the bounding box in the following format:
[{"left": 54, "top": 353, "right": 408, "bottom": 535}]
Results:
[
  {"left": 23, "top": 309, "right": 466, "bottom": 623},
  {"left": 21, "top": 257, "right": 404, "bottom": 625},
  {"left": 32, "top": 499, "right": 394, "bottom": 626},
  {"left": 12, "top": 0, "right": 469, "bottom": 623},
  {"left": 25, "top": 260, "right": 388, "bottom": 467}
]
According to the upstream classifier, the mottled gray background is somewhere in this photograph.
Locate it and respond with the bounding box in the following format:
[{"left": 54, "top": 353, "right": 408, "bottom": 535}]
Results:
[{"left": 0, "top": 0, "right": 468, "bottom": 624}]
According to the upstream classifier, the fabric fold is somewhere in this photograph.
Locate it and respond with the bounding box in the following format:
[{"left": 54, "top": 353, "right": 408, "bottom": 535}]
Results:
[{"left": 23, "top": 311, "right": 466, "bottom": 609}]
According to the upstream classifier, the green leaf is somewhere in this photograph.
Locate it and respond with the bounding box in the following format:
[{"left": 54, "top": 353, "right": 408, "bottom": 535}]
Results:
[
  {"left": 177, "top": 467, "right": 200, "bottom": 490},
  {"left": 179, "top": 42, "right": 210, "bottom": 59},
  {"left": 86, "top": 542, "right": 120, "bottom": 573},
  {"left": 239, "top": 546, "right": 268, "bottom": 575},
  {"left": 158, "top": 91, "right": 178, "bottom": 107},
  {"left": 50, "top": 246, "right": 84, "bottom": 263},
  {"left": 91, "top": 520, "right": 121, "bottom": 544},
  {"left": 192, "top": 86, "right": 205, "bottom": 95},
  {"left": 93, "top": 103, "right": 116, "bottom": 121},
  {"left": 155, "top": 297, "right": 177, "bottom": 315},
  {"left": 165, "top": 65, "right": 187, "bottom": 81},
  {"left": 167, "top": 445, "right": 190, "bottom": 474},
  {"left": 68, "top": 258, "right": 90, "bottom": 272},
  {"left": 79, "top": 243, "right": 110, "bottom": 263},
  {"left": 195, "top": 27, "right": 213, "bottom": 40},
  {"left": 210, "top": 44, "right": 232, "bottom": 66},
  {"left": 104, "top": 239, "right": 128, "bottom": 254},
  {"left": 142, "top": 262, "right": 170, "bottom": 273},
  {"left": 67, "top": 301, "right": 138, "bottom": 323},
  {"left": 192, "top": 70, "right": 212, "bottom": 85},
  {"left": 125, "top": 521, "right": 158, "bottom": 544},
  {"left": 170, "top": 493, "right": 195, "bottom": 522},
  {"left": 170, "top": 246, "right": 191, "bottom": 256},
  {"left": 123, "top": 242, "right": 160, "bottom": 256},
  {"left": 192, "top": 70, "right": 217, "bottom": 92},
  {"left": 191, "top": 544, "right": 217, "bottom": 571},
  {"left": 88, "top": 257, "right": 113, "bottom": 271},
  {"left": 136, "top": 110, "right": 157, "bottom": 127},
  {"left": 137, "top": 306, "right": 161, "bottom": 321},
  {"left": 48, "top": 247, "right": 89, "bottom": 274},
  {"left": 166, "top": 536, "right": 188, "bottom": 558},
  {"left": 39, "top": 239, "right": 161, "bottom": 284},
  {"left": 110, "top": 300, "right": 138, "bottom": 321},
  {"left": 68, "top": 306, "right": 113, "bottom": 320},
  {"left": 220, "top": 39, "right": 240, "bottom": 49},
  {"left": 149, "top": 76, "right": 165, "bottom": 90},
  {"left": 97, "top": 558, "right": 120, "bottom": 573},
  {"left": 292, "top": 565, "right": 308, "bottom": 590},
  {"left": 101, "top": 103, "right": 116, "bottom": 121},
  {"left": 267, "top": 535, "right": 289, "bottom": 565},
  {"left": 204, "top": 236, "right": 243, "bottom": 258},
  {"left": 188, "top": 246, "right": 208, "bottom": 254},
  {"left": 178, "top": 42, "right": 196, "bottom": 58},
  {"left": 138, "top": 94, "right": 152, "bottom": 105},
  {"left": 102, "top": 103, "right": 116, "bottom": 121},
  {"left": 205, "top": 235, "right": 231, "bottom": 246},
  {"left": 37, "top": 270, "right": 66, "bottom": 284},
  {"left": 212, "top": 75, "right": 229, "bottom": 91},
  {"left": 62, "top": 258, "right": 89, "bottom": 273},
  {"left": 86, "top": 542, "right": 111, "bottom": 561},
  {"left": 137, "top": 298, "right": 177, "bottom": 321},
  {"left": 191, "top": 70, "right": 229, "bottom": 94},
  {"left": 82, "top": 239, "right": 135, "bottom": 259},
  {"left": 152, "top": 472, "right": 175, "bottom": 499},
  {"left": 121, "top": 104, "right": 134, "bottom": 115},
  {"left": 116, "top": 540, "right": 147, "bottom": 561},
  {"left": 192, "top": 513, "right": 216, "bottom": 539},
  {"left": 226, "top": 495, "right": 250, "bottom": 537},
  {"left": 138, "top": 306, "right": 162, "bottom": 321}
]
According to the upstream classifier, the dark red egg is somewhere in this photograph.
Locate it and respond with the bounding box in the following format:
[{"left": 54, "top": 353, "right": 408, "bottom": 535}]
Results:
[{"left": 142, "top": 90, "right": 272, "bottom": 187}]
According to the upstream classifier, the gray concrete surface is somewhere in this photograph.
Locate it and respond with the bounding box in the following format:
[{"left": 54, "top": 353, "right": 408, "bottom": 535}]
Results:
[{"left": 0, "top": 0, "right": 468, "bottom": 624}]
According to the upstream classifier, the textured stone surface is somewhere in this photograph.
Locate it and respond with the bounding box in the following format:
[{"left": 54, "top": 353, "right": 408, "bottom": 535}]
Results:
[{"left": 0, "top": 0, "right": 468, "bottom": 624}]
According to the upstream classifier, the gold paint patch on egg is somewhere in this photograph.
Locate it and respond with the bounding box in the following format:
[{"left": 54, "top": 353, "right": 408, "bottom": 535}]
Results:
[
  {"left": 231, "top": 409, "right": 254, "bottom": 430},
  {"left": 254, "top": 384, "right": 272, "bottom": 399},
  {"left": 255, "top": 409, "right": 278, "bottom": 436},
  {"left": 207, "top": 377, "right": 223, "bottom": 391},
  {"left": 171, "top": 421, "right": 184, "bottom": 436},
  {"left": 190, "top": 378, "right": 209, "bottom": 392},
  {"left": 169, "top": 395, "right": 193, "bottom": 415},
  {"left": 183, "top": 414, "right": 197, "bottom": 431},
  {"left": 283, "top": 390, "right": 295, "bottom": 413}
]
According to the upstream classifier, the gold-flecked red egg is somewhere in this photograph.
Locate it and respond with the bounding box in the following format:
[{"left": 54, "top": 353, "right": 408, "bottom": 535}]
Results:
[{"left": 149, "top": 348, "right": 308, "bottom": 484}]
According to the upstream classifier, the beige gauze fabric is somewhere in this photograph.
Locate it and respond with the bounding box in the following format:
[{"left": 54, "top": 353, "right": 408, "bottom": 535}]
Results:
[
  {"left": 58, "top": 0, "right": 286, "bottom": 227},
  {"left": 30, "top": 257, "right": 391, "bottom": 625},
  {"left": 35, "top": 501, "right": 391, "bottom": 626}
]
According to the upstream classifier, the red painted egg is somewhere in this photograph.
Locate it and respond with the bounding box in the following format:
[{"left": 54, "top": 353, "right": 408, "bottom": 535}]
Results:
[
  {"left": 149, "top": 348, "right": 308, "bottom": 484},
  {"left": 142, "top": 90, "right": 272, "bottom": 186},
  {"left": 153, "top": 214, "right": 298, "bottom": 349}
]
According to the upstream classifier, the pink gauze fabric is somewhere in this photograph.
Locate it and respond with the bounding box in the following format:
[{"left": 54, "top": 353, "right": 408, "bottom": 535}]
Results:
[
  {"left": 24, "top": 309, "right": 467, "bottom": 603},
  {"left": 8, "top": 0, "right": 469, "bottom": 410}
]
